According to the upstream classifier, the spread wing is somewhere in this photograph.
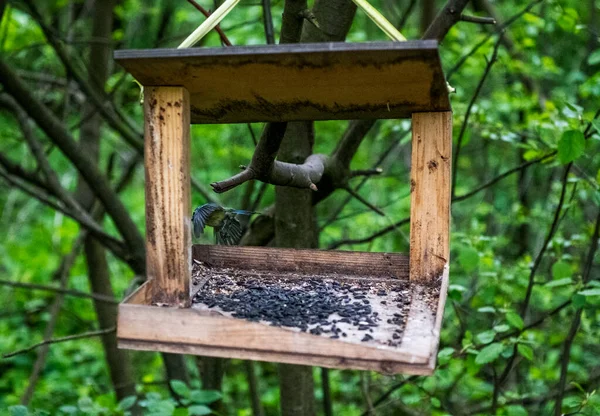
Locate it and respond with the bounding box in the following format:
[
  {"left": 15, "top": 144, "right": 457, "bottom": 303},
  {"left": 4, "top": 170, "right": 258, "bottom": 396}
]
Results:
[
  {"left": 215, "top": 214, "right": 244, "bottom": 245},
  {"left": 192, "top": 203, "right": 221, "bottom": 238}
]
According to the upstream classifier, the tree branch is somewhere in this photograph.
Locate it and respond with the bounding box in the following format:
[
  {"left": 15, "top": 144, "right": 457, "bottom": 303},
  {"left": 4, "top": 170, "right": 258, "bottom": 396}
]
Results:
[
  {"left": 460, "top": 14, "right": 496, "bottom": 25},
  {"left": 423, "top": 0, "right": 471, "bottom": 41},
  {"left": 0, "top": 58, "right": 145, "bottom": 272},
  {"left": 452, "top": 37, "right": 502, "bottom": 198},
  {"left": 2, "top": 327, "right": 116, "bottom": 359},
  {"left": 0, "top": 278, "right": 118, "bottom": 304},
  {"left": 186, "top": 0, "right": 232, "bottom": 46},
  {"left": 554, "top": 209, "right": 600, "bottom": 415}
]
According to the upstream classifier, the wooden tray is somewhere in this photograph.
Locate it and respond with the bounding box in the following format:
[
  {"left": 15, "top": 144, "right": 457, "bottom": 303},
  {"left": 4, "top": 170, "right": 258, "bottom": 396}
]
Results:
[{"left": 118, "top": 246, "right": 448, "bottom": 375}]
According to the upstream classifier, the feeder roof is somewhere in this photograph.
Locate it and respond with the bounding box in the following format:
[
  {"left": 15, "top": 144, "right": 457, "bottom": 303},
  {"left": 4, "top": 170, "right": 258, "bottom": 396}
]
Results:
[{"left": 114, "top": 40, "right": 450, "bottom": 124}]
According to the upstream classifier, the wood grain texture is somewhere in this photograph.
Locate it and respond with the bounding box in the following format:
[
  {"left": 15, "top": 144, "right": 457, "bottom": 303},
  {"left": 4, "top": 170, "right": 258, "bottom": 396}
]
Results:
[
  {"left": 119, "top": 339, "right": 434, "bottom": 375},
  {"left": 117, "top": 303, "right": 435, "bottom": 374},
  {"left": 145, "top": 87, "right": 191, "bottom": 307},
  {"left": 192, "top": 245, "right": 409, "bottom": 279},
  {"left": 114, "top": 41, "right": 450, "bottom": 123},
  {"left": 409, "top": 111, "right": 452, "bottom": 282},
  {"left": 121, "top": 280, "right": 153, "bottom": 305}
]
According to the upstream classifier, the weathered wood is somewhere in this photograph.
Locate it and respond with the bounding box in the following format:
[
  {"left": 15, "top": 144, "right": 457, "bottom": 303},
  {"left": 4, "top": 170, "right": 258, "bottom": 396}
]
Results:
[
  {"left": 145, "top": 87, "right": 191, "bottom": 307},
  {"left": 122, "top": 280, "right": 153, "bottom": 305},
  {"left": 409, "top": 111, "right": 452, "bottom": 282},
  {"left": 117, "top": 251, "right": 449, "bottom": 374},
  {"left": 114, "top": 41, "right": 450, "bottom": 123},
  {"left": 117, "top": 302, "right": 436, "bottom": 375},
  {"left": 119, "top": 339, "right": 435, "bottom": 375},
  {"left": 192, "top": 245, "right": 409, "bottom": 279}
]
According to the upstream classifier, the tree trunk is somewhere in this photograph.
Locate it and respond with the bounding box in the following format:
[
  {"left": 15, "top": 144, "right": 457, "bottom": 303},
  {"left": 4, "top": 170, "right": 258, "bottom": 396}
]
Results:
[
  {"left": 276, "top": 122, "right": 317, "bottom": 416},
  {"left": 75, "top": 0, "right": 137, "bottom": 403}
]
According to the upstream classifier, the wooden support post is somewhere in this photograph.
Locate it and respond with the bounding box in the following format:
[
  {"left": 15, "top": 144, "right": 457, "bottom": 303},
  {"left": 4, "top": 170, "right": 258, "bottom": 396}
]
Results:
[
  {"left": 145, "top": 87, "right": 191, "bottom": 307},
  {"left": 409, "top": 112, "right": 452, "bottom": 282}
]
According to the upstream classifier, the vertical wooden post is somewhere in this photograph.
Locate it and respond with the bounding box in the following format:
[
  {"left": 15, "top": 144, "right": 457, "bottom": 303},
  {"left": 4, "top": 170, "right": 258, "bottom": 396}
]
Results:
[
  {"left": 145, "top": 87, "right": 191, "bottom": 307},
  {"left": 409, "top": 111, "right": 452, "bottom": 282}
]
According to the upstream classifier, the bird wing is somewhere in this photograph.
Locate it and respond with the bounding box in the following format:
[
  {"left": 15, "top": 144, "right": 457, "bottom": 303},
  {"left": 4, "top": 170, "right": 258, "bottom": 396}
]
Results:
[
  {"left": 192, "top": 203, "right": 221, "bottom": 238},
  {"left": 215, "top": 214, "right": 244, "bottom": 245}
]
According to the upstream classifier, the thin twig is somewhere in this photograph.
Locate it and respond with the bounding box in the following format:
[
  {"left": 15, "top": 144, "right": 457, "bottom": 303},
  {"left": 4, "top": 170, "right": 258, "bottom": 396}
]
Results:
[
  {"left": 495, "top": 163, "right": 573, "bottom": 395},
  {"left": 261, "top": 0, "right": 275, "bottom": 44},
  {"left": 452, "top": 37, "right": 502, "bottom": 198},
  {"left": 554, "top": 209, "right": 600, "bottom": 415},
  {"left": 453, "top": 151, "right": 556, "bottom": 202},
  {"left": 447, "top": 0, "right": 544, "bottom": 79},
  {"left": 0, "top": 278, "right": 118, "bottom": 304},
  {"left": 460, "top": 14, "right": 496, "bottom": 25},
  {"left": 343, "top": 186, "right": 385, "bottom": 216},
  {"left": 3, "top": 327, "right": 116, "bottom": 359},
  {"left": 186, "top": 0, "right": 233, "bottom": 46}
]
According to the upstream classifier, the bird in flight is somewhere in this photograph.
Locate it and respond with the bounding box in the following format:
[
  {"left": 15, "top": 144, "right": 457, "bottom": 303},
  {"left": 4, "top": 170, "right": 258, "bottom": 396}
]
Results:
[{"left": 192, "top": 203, "right": 259, "bottom": 245}]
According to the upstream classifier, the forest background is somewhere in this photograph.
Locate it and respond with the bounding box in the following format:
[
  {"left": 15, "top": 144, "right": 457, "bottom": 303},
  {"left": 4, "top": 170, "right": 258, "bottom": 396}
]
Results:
[{"left": 1, "top": 0, "right": 600, "bottom": 415}]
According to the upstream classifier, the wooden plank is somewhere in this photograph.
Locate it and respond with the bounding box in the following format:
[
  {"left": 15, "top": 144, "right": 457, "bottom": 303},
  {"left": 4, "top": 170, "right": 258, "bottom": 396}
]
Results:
[
  {"left": 409, "top": 111, "right": 452, "bottom": 282},
  {"left": 145, "top": 87, "right": 191, "bottom": 307},
  {"left": 426, "top": 264, "right": 450, "bottom": 371},
  {"left": 121, "top": 280, "right": 153, "bottom": 305},
  {"left": 193, "top": 245, "right": 409, "bottom": 279},
  {"left": 117, "top": 303, "right": 432, "bottom": 364},
  {"left": 114, "top": 41, "right": 450, "bottom": 123},
  {"left": 119, "top": 339, "right": 434, "bottom": 375}
]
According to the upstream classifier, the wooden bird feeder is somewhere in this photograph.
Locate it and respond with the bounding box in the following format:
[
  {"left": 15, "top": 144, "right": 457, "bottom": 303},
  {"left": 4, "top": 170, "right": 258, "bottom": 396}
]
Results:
[{"left": 114, "top": 41, "right": 452, "bottom": 375}]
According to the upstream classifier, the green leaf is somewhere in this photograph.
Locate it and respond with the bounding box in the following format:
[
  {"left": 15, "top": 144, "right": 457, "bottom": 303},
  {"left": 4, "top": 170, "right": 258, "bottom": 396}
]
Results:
[
  {"left": 58, "top": 406, "right": 78, "bottom": 415},
  {"left": 552, "top": 261, "right": 572, "bottom": 280},
  {"left": 170, "top": 380, "right": 191, "bottom": 399},
  {"left": 573, "top": 294, "right": 587, "bottom": 308},
  {"left": 437, "top": 347, "right": 455, "bottom": 365},
  {"left": 517, "top": 344, "right": 534, "bottom": 361},
  {"left": 188, "top": 405, "right": 212, "bottom": 415},
  {"left": 459, "top": 247, "right": 479, "bottom": 272},
  {"left": 578, "top": 288, "right": 600, "bottom": 296},
  {"left": 190, "top": 390, "right": 222, "bottom": 404},
  {"left": 118, "top": 396, "right": 137, "bottom": 411},
  {"left": 545, "top": 278, "right": 573, "bottom": 288},
  {"left": 506, "top": 312, "right": 524, "bottom": 330},
  {"left": 493, "top": 324, "right": 510, "bottom": 333},
  {"left": 558, "top": 130, "right": 585, "bottom": 164},
  {"left": 476, "top": 330, "right": 496, "bottom": 344},
  {"left": 477, "top": 306, "right": 496, "bottom": 313},
  {"left": 475, "top": 342, "right": 505, "bottom": 365},
  {"left": 8, "top": 406, "right": 29, "bottom": 416},
  {"left": 588, "top": 49, "right": 600, "bottom": 65},
  {"left": 592, "top": 120, "right": 600, "bottom": 135},
  {"left": 77, "top": 397, "right": 95, "bottom": 413},
  {"left": 505, "top": 405, "right": 528, "bottom": 416}
]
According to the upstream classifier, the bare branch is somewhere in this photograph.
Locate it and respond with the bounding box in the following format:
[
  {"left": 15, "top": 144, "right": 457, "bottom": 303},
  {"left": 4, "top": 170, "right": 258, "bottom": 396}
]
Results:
[
  {"left": 0, "top": 168, "right": 128, "bottom": 258},
  {"left": 343, "top": 186, "right": 385, "bottom": 216},
  {"left": 452, "top": 38, "right": 502, "bottom": 197},
  {"left": 186, "top": 0, "right": 233, "bottom": 46},
  {"left": 3, "top": 327, "right": 116, "bottom": 359},
  {"left": 460, "top": 14, "right": 496, "bottom": 25},
  {"left": 423, "top": 0, "right": 471, "bottom": 41},
  {"left": 0, "top": 278, "right": 118, "bottom": 304},
  {"left": 351, "top": 168, "right": 383, "bottom": 178},
  {"left": 0, "top": 58, "right": 145, "bottom": 271},
  {"left": 261, "top": 0, "right": 276, "bottom": 44},
  {"left": 554, "top": 209, "right": 600, "bottom": 415},
  {"left": 453, "top": 152, "right": 556, "bottom": 202}
]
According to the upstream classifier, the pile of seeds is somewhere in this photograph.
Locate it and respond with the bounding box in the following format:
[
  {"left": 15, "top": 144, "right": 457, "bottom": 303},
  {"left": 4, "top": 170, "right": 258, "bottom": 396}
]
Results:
[{"left": 192, "top": 262, "right": 412, "bottom": 347}]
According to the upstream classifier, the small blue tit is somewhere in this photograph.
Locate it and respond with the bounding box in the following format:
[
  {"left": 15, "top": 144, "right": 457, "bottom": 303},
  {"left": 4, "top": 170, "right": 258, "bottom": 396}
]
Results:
[{"left": 192, "top": 203, "right": 258, "bottom": 245}]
